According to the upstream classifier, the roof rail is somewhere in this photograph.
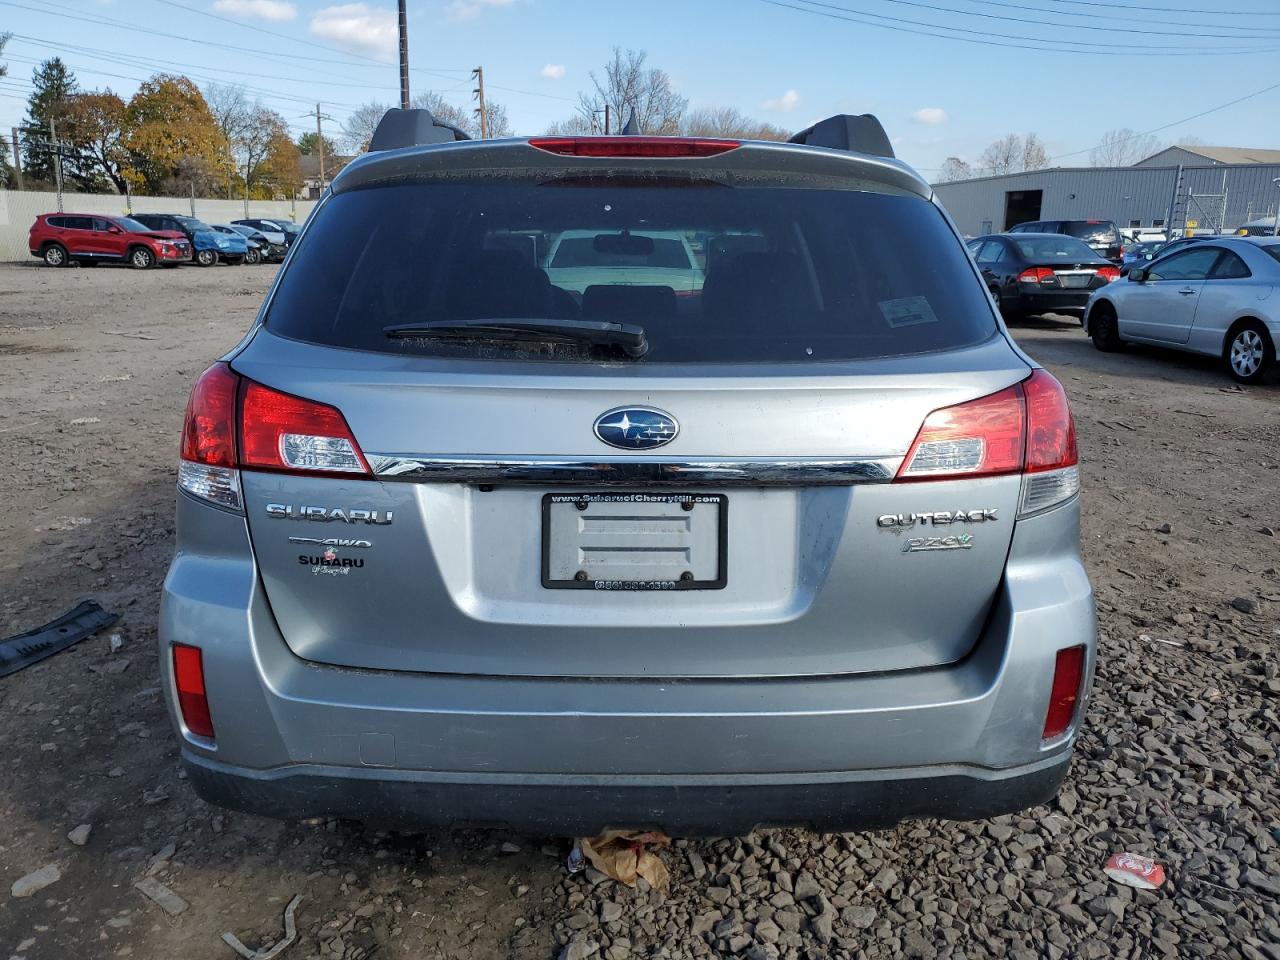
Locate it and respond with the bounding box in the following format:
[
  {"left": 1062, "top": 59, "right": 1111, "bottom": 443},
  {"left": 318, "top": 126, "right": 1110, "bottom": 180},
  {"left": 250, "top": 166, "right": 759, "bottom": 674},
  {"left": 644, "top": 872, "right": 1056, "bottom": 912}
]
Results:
[
  {"left": 788, "top": 114, "right": 894, "bottom": 159},
  {"left": 368, "top": 108, "right": 471, "bottom": 151}
]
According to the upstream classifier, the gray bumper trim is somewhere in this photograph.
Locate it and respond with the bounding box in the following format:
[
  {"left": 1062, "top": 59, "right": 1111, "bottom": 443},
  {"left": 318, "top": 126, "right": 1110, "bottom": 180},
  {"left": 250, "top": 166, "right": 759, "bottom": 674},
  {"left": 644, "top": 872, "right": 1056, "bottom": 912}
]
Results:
[{"left": 183, "top": 752, "right": 1071, "bottom": 836}]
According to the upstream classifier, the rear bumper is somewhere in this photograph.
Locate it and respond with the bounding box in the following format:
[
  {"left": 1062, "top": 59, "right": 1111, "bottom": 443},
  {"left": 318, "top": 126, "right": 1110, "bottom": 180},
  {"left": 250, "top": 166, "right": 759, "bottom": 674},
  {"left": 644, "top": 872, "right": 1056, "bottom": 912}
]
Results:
[
  {"left": 183, "top": 751, "right": 1071, "bottom": 836},
  {"left": 1010, "top": 289, "right": 1094, "bottom": 312},
  {"left": 160, "top": 493, "right": 1095, "bottom": 834}
]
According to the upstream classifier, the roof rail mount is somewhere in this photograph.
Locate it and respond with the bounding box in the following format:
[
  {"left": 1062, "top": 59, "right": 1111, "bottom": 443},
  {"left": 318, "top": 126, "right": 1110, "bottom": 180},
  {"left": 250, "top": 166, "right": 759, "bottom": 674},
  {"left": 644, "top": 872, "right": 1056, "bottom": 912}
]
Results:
[
  {"left": 788, "top": 114, "right": 894, "bottom": 159},
  {"left": 368, "top": 107, "right": 471, "bottom": 151}
]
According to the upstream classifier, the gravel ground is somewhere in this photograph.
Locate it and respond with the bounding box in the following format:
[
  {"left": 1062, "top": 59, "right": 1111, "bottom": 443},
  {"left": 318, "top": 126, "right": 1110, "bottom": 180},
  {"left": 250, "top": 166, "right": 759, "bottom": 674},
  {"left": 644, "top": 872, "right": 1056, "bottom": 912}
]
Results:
[{"left": 0, "top": 264, "right": 1277, "bottom": 960}]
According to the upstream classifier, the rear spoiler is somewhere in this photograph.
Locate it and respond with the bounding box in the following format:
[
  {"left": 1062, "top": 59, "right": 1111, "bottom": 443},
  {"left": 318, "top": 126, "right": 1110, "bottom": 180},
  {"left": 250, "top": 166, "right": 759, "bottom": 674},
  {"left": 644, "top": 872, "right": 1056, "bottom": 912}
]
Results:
[
  {"left": 788, "top": 114, "right": 894, "bottom": 159},
  {"left": 369, "top": 108, "right": 471, "bottom": 151}
]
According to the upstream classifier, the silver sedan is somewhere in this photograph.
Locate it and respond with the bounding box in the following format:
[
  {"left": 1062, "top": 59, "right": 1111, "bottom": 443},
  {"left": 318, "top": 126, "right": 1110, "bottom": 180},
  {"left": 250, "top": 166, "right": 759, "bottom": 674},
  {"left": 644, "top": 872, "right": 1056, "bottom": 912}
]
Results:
[{"left": 1083, "top": 236, "right": 1280, "bottom": 384}]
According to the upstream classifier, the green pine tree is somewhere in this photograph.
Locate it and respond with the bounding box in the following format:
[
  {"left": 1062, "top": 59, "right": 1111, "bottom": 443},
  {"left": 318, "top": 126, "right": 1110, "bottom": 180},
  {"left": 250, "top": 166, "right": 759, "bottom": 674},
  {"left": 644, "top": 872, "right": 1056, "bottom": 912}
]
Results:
[{"left": 22, "top": 57, "right": 80, "bottom": 185}]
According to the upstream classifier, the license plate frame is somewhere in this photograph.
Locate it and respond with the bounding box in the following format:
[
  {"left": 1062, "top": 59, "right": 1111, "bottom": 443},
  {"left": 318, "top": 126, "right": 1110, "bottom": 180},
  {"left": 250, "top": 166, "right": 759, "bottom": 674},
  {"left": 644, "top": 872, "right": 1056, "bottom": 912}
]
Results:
[{"left": 541, "top": 492, "right": 728, "bottom": 591}]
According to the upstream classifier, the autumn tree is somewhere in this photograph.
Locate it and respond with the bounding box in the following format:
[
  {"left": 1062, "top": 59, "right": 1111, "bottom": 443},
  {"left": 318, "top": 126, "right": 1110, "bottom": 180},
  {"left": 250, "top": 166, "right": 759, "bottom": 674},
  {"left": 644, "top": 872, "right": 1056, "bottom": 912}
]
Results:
[
  {"left": 63, "top": 91, "right": 129, "bottom": 192},
  {"left": 680, "top": 106, "right": 788, "bottom": 141},
  {"left": 22, "top": 57, "right": 80, "bottom": 184},
  {"left": 259, "top": 130, "right": 302, "bottom": 198},
  {"left": 240, "top": 104, "right": 290, "bottom": 191},
  {"left": 937, "top": 156, "right": 972, "bottom": 182},
  {"left": 123, "top": 74, "right": 228, "bottom": 194}
]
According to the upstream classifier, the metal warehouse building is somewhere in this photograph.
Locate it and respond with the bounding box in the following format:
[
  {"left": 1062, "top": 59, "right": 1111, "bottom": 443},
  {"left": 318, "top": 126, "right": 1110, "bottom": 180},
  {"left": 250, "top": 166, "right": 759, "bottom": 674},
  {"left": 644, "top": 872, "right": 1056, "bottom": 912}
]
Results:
[{"left": 933, "top": 161, "right": 1280, "bottom": 238}]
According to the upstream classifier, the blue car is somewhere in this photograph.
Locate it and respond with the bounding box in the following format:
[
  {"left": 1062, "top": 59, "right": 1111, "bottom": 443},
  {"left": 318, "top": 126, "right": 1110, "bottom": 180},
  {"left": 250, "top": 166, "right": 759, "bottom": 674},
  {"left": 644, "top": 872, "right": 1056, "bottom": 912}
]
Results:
[{"left": 130, "top": 214, "right": 249, "bottom": 266}]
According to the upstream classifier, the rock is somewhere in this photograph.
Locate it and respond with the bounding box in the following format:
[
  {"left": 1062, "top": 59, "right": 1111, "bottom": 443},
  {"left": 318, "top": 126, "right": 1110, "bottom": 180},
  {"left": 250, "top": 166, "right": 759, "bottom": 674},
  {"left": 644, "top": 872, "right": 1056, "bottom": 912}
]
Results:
[
  {"left": 500, "top": 841, "right": 521, "bottom": 854},
  {"left": 692, "top": 910, "right": 721, "bottom": 936},
  {"left": 600, "top": 901, "right": 623, "bottom": 924},
  {"left": 1230, "top": 597, "right": 1258, "bottom": 615},
  {"left": 107, "top": 766, "right": 124, "bottom": 778},
  {"left": 810, "top": 910, "right": 834, "bottom": 945},
  {"left": 560, "top": 938, "right": 599, "bottom": 960},
  {"left": 754, "top": 918, "right": 781, "bottom": 943},
  {"left": 1260, "top": 526, "right": 1276, "bottom": 537},
  {"left": 141, "top": 787, "right": 169, "bottom": 806},
  {"left": 745, "top": 945, "right": 779, "bottom": 960},
  {"left": 687, "top": 850, "right": 707, "bottom": 880},
  {"left": 792, "top": 872, "right": 822, "bottom": 900},
  {"left": 768, "top": 891, "right": 795, "bottom": 909},
  {"left": 1154, "top": 523, "right": 1172, "bottom": 534},
  {"left": 1243, "top": 869, "right": 1280, "bottom": 896},
  {"left": 871, "top": 866, "right": 898, "bottom": 893},
  {"left": 845, "top": 904, "right": 877, "bottom": 928},
  {"left": 11, "top": 864, "right": 61, "bottom": 898},
  {"left": 1044, "top": 855, "right": 1067, "bottom": 879},
  {"left": 67, "top": 824, "right": 92, "bottom": 846},
  {"left": 133, "top": 878, "right": 188, "bottom": 916},
  {"left": 706, "top": 886, "right": 732, "bottom": 905},
  {"left": 714, "top": 917, "right": 743, "bottom": 940}
]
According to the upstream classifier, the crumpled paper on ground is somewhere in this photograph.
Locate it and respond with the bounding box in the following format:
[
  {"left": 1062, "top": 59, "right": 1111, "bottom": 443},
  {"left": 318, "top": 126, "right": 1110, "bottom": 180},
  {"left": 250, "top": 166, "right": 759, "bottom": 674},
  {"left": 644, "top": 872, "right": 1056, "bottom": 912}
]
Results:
[{"left": 575, "top": 831, "right": 672, "bottom": 890}]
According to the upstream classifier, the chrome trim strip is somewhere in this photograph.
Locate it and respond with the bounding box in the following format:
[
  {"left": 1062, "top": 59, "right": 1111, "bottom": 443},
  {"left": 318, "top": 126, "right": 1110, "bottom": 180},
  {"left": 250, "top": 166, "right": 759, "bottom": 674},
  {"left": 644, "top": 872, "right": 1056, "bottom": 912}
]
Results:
[{"left": 365, "top": 454, "right": 899, "bottom": 486}]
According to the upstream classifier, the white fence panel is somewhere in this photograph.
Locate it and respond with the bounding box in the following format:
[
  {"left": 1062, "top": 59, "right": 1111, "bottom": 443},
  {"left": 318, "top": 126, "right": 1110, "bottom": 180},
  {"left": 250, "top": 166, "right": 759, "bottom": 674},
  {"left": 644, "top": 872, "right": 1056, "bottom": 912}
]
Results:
[{"left": 0, "top": 190, "right": 318, "bottom": 263}]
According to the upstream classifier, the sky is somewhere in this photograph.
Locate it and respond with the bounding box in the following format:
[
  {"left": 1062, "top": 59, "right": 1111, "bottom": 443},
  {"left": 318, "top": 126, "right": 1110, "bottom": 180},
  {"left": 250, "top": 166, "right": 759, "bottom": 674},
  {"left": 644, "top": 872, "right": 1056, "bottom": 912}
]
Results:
[{"left": 3, "top": 0, "right": 1280, "bottom": 177}]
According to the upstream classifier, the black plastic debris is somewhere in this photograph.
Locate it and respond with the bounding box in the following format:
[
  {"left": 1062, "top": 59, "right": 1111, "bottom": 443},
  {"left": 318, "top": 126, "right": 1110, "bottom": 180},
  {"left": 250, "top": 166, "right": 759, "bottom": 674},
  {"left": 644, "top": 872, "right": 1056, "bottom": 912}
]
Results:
[{"left": 0, "top": 600, "right": 120, "bottom": 678}]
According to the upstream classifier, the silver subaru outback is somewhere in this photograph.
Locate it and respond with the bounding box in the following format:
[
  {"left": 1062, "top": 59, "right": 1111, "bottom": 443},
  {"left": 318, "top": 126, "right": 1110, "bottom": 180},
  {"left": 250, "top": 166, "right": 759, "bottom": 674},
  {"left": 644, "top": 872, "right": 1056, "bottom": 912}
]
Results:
[{"left": 162, "top": 110, "right": 1095, "bottom": 835}]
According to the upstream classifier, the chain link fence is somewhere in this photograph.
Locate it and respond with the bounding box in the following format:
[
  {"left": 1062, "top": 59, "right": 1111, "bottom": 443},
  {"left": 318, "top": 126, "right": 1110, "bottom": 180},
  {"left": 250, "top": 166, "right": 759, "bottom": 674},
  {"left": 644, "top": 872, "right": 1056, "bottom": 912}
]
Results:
[{"left": 0, "top": 190, "right": 318, "bottom": 262}]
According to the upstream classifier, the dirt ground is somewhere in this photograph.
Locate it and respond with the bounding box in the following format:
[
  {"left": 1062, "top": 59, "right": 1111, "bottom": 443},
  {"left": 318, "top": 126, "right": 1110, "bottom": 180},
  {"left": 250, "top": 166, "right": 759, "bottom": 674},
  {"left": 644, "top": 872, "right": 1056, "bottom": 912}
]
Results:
[{"left": 0, "top": 262, "right": 1277, "bottom": 960}]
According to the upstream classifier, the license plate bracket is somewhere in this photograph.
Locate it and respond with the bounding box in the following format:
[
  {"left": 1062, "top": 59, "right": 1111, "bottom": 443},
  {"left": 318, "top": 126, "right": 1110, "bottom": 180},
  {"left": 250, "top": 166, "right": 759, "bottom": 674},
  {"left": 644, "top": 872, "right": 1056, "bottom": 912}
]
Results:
[{"left": 541, "top": 492, "right": 727, "bottom": 590}]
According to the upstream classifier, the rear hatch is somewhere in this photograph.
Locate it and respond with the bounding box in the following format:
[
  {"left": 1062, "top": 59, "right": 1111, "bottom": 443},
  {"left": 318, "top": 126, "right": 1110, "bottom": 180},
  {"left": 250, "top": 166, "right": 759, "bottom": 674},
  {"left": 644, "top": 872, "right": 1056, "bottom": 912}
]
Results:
[{"left": 231, "top": 141, "right": 1034, "bottom": 680}]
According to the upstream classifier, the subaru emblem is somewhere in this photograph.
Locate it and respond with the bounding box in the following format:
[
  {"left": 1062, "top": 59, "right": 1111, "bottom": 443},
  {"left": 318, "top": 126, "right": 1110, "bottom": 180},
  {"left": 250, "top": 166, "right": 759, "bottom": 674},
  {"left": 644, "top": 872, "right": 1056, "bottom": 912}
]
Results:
[{"left": 593, "top": 407, "right": 679, "bottom": 450}]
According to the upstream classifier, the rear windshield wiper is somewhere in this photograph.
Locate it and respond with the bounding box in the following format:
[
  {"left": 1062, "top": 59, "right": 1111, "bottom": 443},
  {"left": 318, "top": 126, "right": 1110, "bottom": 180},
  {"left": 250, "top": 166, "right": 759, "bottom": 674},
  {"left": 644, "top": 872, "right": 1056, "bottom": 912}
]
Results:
[{"left": 383, "top": 318, "right": 648, "bottom": 358}]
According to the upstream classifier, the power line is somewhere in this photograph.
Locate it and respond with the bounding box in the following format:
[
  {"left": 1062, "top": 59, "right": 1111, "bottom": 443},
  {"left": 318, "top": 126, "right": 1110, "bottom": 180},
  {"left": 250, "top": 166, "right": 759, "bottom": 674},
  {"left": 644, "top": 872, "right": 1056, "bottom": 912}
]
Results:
[
  {"left": 955, "top": 0, "right": 1280, "bottom": 31},
  {"left": 1049, "top": 77, "right": 1280, "bottom": 162},
  {"left": 1000, "top": 0, "right": 1280, "bottom": 15},
  {"left": 859, "top": 0, "right": 1280, "bottom": 39},
  {"left": 772, "top": 0, "right": 1280, "bottom": 52}
]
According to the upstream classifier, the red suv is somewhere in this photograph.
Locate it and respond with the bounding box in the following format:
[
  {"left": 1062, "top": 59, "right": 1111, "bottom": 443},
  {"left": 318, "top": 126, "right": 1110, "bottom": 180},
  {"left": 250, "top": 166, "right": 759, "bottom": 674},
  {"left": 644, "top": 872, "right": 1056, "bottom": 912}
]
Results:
[{"left": 29, "top": 213, "right": 192, "bottom": 269}]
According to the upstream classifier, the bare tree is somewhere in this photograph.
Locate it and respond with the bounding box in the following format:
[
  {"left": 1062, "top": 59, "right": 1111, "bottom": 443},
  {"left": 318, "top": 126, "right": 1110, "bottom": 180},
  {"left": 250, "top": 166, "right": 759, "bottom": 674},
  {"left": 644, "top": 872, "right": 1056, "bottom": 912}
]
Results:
[
  {"left": 1089, "top": 128, "right": 1165, "bottom": 167},
  {"left": 205, "top": 83, "right": 253, "bottom": 193},
  {"left": 1022, "top": 133, "right": 1049, "bottom": 171},
  {"left": 937, "top": 156, "right": 972, "bottom": 182},
  {"left": 342, "top": 101, "right": 389, "bottom": 153},
  {"left": 542, "top": 115, "right": 594, "bottom": 136},
  {"left": 411, "top": 91, "right": 512, "bottom": 139},
  {"left": 576, "top": 48, "right": 686, "bottom": 134},
  {"left": 979, "top": 134, "right": 1023, "bottom": 176},
  {"left": 680, "top": 106, "right": 789, "bottom": 141}
]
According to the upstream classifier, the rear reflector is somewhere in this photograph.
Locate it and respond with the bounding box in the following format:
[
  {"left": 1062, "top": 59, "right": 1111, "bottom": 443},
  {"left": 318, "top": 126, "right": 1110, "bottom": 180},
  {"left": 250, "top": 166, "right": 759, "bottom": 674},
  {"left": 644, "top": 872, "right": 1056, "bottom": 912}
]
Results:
[
  {"left": 528, "top": 136, "right": 740, "bottom": 158},
  {"left": 240, "top": 380, "right": 369, "bottom": 476},
  {"left": 173, "top": 644, "right": 214, "bottom": 739},
  {"left": 1043, "top": 646, "right": 1085, "bottom": 739}
]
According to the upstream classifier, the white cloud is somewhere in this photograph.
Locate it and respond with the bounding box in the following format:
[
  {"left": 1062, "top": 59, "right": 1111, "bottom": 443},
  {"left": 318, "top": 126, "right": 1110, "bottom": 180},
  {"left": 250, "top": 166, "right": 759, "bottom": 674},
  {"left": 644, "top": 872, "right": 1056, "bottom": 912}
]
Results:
[
  {"left": 912, "top": 107, "right": 947, "bottom": 125},
  {"left": 213, "top": 0, "right": 297, "bottom": 20},
  {"left": 310, "top": 3, "right": 398, "bottom": 60},
  {"left": 540, "top": 63, "right": 566, "bottom": 80},
  {"left": 761, "top": 89, "right": 800, "bottom": 113},
  {"left": 448, "top": 0, "right": 514, "bottom": 20}
]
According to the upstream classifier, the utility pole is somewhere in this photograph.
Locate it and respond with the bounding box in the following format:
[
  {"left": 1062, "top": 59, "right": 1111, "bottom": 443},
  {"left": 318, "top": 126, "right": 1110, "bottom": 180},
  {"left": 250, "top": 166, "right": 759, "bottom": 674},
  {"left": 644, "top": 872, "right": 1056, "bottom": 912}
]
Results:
[
  {"left": 397, "top": 0, "right": 410, "bottom": 110},
  {"left": 313, "top": 103, "right": 334, "bottom": 193},
  {"left": 471, "top": 66, "right": 488, "bottom": 139},
  {"left": 50, "top": 118, "right": 64, "bottom": 212},
  {"left": 604, "top": 104, "right": 610, "bottom": 135},
  {"left": 10, "top": 127, "right": 23, "bottom": 190}
]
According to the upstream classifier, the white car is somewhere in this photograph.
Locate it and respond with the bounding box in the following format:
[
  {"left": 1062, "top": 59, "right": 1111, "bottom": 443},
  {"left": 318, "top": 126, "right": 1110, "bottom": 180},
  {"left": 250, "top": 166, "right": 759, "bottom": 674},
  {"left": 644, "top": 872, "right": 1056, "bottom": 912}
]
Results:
[
  {"left": 1083, "top": 236, "right": 1280, "bottom": 384},
  {"left": 543, "top": 229, "right": 704, "bottom": 297}
]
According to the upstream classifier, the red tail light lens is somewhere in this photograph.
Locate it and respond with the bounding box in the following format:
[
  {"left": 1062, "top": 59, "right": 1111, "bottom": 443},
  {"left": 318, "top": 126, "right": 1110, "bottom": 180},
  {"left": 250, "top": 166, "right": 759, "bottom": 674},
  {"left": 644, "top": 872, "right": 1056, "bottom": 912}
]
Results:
[
  {"left": 180, "top": 362, "right": 238, "bottom": 467},
  {"left": 1043, "top": 645, "right": 1085, "bottom": 739},
  {"left": 896, "top": 385, "right": 1025, "bottom": 481},
  {"left": 173, "top": 644, "right": 214, "bottom": 739},
  {"left": 1017, "top": 267, "right": 1054, "bottom": 283},
  {"left": 1096, "top": 266, "right": 1120, "bottom": 282},
  {"left": 1023, "top": 369, "right": 1078, "bottom": 472},
  {"left": 528, "top": 136, "right": 740, "bottom": 158},
  {"left": 239, "top": 380, "right": 370, "bottom": 476}
]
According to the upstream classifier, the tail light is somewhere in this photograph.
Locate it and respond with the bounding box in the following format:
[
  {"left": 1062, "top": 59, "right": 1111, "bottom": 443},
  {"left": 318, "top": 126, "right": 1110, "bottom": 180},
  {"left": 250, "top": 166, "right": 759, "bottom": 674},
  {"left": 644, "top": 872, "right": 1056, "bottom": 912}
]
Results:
[
  {"left": 528, "top": 136, "right": 740, "bottom": 158},
  {"left": 173, "top": 644, "right": 214, "bottom": 739},
  {"left": 178, "top": 362, "right": 370, "bottom": 512},
  {"left": 1017, "top": 267, "right": 1054, "bottom": 283},
  {"left": 1043, "top": 645, "right": 1085, "bottom": 739},
  {"left": 1097, "top": 266, "right": 1120, "bottom": 282},
  {"left": 896, "top": 370, "right": 1080, "bottom": 516}
]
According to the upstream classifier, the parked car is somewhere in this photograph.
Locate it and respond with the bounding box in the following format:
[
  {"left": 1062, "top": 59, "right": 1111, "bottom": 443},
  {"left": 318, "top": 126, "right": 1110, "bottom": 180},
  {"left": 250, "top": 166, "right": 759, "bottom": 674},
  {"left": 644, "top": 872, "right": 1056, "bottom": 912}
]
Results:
[
  {"left": 233, "top": 217, "right": 301, "bottom": 247},
  {"left": 543, "top": 229, "right": 705, "bottom": 297},
  {"left": 131, "top": 214, "right": 248, "bottom": 266},
  {"left": 166, "top": 109, "right": 1094, "bottom": 835},
  {"left": 1119, "top": 239, "right": 1167, "bottom": 276},
  {"left": 967, "top": 233, "right": 1118, "bottom": 319},
  {"left": 27, "top": 213, "right": 191, "bottom": 268},
  {"left": 226, "top": 223, "right": 287, "bottom": 263},
  {"left": 1009, "top": 219, "right": 1124, "bottom": 263},
  {"left": 1084, "top": 236, "right": 1280, "bottom": 384}
]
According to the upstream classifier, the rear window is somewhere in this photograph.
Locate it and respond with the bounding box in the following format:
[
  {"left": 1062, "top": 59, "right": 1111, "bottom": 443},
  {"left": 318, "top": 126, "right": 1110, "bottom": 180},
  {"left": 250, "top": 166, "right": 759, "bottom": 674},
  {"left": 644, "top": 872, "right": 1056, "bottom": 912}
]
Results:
[
  {"left": 266, "top": 177, "right": 996, "bottom": 364},
  {"left": 1064, "top": 221, "right": 1119, "bottom": 244},
  {"left": 1264, "top": 245, "right": 1280, "bottom": 266},
  {"left": 1013, "top": 236, "right": 1099, "bottom": 261}
]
